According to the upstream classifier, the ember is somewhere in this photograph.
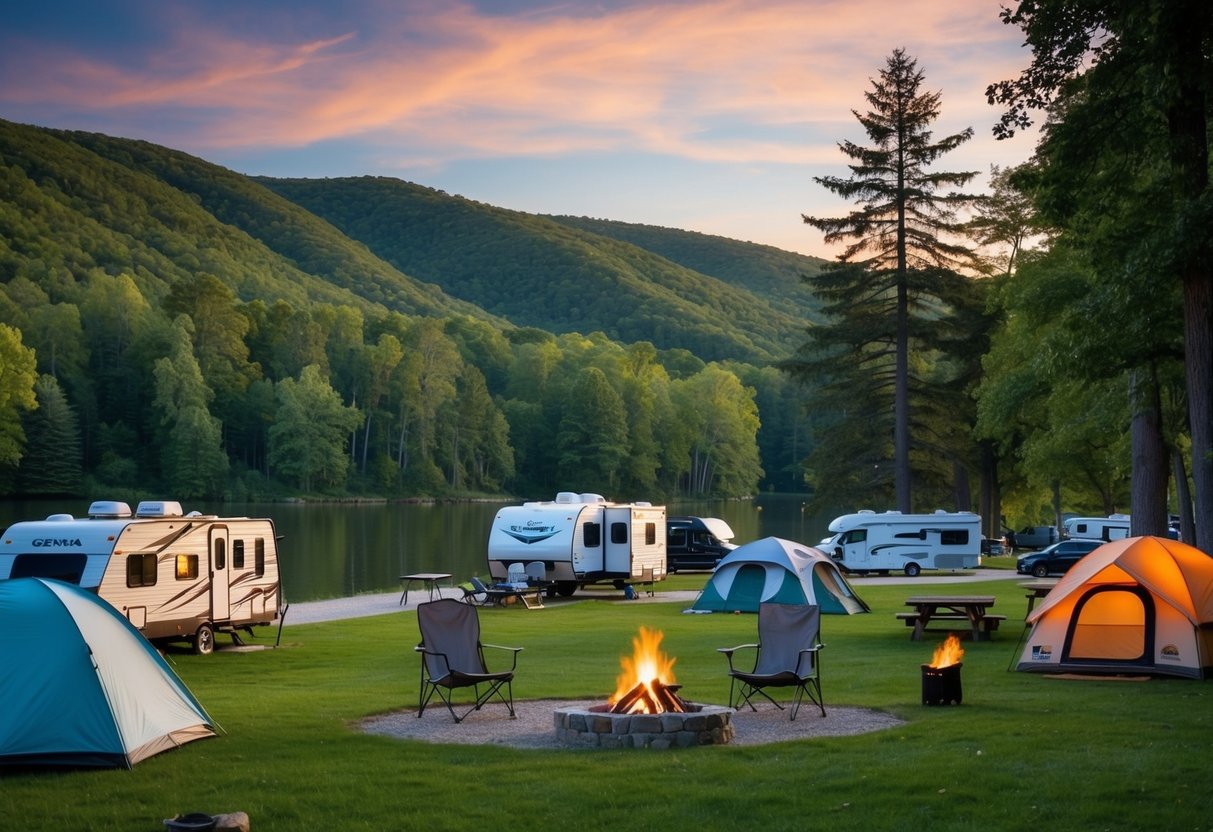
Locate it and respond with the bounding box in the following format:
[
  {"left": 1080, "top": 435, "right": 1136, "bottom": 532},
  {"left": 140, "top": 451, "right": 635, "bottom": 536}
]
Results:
[{"left": 608, "top": 627, "right": 687, "bottom": 714}]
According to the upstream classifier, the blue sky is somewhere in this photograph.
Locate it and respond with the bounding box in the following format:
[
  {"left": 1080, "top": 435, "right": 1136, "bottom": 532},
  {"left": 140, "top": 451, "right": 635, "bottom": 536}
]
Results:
[{"left": 1, "top": 0, "right": 1039, "bottom": 258}]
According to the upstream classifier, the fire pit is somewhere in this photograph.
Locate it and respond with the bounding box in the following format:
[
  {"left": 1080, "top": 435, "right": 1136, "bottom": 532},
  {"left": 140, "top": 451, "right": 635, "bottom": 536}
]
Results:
[
  {"left": 921, "top": 634, "right": 964, "bottom": 705},
  {"left": 554, "top": 626, "right": 734, "bottom": 748}
]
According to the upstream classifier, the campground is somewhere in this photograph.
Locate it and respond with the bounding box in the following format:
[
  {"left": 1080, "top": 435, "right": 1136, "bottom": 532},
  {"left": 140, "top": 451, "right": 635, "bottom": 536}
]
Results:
[{"left": 4, "top": 568, "right": 1212, "bottom": 831}]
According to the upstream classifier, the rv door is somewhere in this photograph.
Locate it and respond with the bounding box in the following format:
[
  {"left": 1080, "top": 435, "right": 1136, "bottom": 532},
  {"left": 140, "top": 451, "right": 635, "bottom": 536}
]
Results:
[
  {"left": 604, "top": 507, "right": 632, "bottom": 575},
  {"left": 841, "top": 529, "right": 870, "bottom": 570},
  {"left": 210, "top": 525, "right": 231, "bottom": 621}
]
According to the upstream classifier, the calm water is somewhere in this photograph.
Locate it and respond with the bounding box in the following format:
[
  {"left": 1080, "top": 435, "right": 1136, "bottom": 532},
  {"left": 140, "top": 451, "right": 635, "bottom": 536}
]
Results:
[{"left": 0, "top": 494, "right": 838, "bottom": 602}]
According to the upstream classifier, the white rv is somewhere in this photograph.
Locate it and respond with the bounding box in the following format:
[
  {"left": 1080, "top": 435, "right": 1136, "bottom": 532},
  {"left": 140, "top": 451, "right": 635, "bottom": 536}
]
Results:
[
  {"left": 819, "top": 510, "right": 982, "bottom": 576},
  {"left": 0, "top": 500, "right": 281, "bottom": 654},
  {"left": 1063, "top": 514, "right": 1131, "bottom": 542},
  {"left": 486, "top": 492, "right": 666, "bottom": 597}
]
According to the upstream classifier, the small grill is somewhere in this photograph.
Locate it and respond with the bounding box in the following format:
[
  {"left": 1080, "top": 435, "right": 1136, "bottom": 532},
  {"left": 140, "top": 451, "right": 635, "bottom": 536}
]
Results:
[{"left": 921, "top": 662, "right": 963, "bottom": 706}]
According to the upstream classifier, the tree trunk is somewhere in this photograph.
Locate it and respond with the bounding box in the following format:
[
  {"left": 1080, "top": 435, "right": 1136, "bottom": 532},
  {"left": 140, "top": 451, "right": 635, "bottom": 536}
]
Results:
[
  {"left": 1173, "top": 449, "right": 1195, "bottom": 543},
  {"left": 953, "top": 459, "right": 971, "bottom": 511},
  {"left": 1129, "top": 368, "right": 1169, "bottom": 536}
]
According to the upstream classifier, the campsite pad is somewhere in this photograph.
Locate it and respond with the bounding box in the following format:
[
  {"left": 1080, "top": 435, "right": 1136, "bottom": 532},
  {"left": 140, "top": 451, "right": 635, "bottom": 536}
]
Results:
[{"left": 358, "top": 699, "right": 904, "bottom": 749}]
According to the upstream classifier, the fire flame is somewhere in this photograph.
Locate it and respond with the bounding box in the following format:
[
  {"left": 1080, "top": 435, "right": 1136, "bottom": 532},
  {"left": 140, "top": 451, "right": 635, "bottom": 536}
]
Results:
[
  {"left": 609, "top": 626, "right": 677, "bottom": 713},
  {"left": 928, "top": 634, "right": 965, "bottom": 668}
]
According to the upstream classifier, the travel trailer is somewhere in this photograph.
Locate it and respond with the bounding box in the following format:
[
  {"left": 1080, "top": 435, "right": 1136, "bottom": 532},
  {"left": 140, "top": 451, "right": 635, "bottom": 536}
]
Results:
[
  {"left": 1063, "top": 514, "right": 1131, "bottom": 542},
  {"left": 0, "top": 500, "right": 281, "bottom": 654},
  {"left": 486, "top": 492, "right": 666, "bottom": 597},
  {"left": 819, "top": 510, "right": 982, "bottom": 576},
  {"left": 666, "top": 516, "right": 736, "bottom": 571}
]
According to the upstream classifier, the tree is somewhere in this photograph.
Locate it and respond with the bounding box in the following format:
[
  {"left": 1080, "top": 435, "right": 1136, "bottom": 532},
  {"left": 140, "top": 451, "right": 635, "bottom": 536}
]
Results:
[
  {"left": 988, "top": 0, "right": 1213, "bottom": 549},
  {"left": 672, "top": 365, "right": 763, "bottom": 497},
  {"left": 268, "top": 365, "right": 362, "bottom": 492},
  {"left": 556, "top": 367, "right": 629, "bottom": 494},
  {"left": 802, "top": 48, "right": 980, "bottom": 511},
  {"left": 153, "top": 317, "right": 229, "bottom": 498},
  {"left": 19, "top": 374, "right": 82, "bottom": 496},
  {"left": 0, "top": 323, "right": 38, "bottom": 481}
]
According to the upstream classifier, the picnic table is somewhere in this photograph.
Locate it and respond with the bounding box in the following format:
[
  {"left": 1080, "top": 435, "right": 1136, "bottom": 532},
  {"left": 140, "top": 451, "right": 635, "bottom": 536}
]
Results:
[
  {"left": 897, "top": 595, "right": 1005, "bottom": 641},
  {"left": 398, "top": 572, "right": 452, "bottom": 606},
  {"left": 1019, "top": 579, "right": 1058, "bottom": 617}
]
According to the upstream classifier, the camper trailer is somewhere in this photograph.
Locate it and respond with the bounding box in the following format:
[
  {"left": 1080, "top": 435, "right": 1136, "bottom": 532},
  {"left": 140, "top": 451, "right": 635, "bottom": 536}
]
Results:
[
  {"left": 1063, "top": 514, "right": 1131, "bottom": 542},
  {"left": 486, "top": 492, "right": 666, "bottom": 597},
  {"left": 819, "top": 510, "right": 982, "bottom": 576},
  {"left": 0, "top": 500, "right": 281, "bottom": 654}
]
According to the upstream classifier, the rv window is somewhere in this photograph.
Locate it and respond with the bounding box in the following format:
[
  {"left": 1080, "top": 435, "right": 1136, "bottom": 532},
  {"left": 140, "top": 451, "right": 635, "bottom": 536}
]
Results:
[
  {"left": 1075, "top": 523, "right": 1088, "bottom": 534},
  {"left": 940, "top": 530, "right": 969, "bottom": 545},
  {"left": 214, "top": 538, "right": 226, "bottom": 570},
  {"left": 895, "top": 530, "right": 927, "bottom": 540},
  {"left": 255, "top": 538, "right": 265, "bottom": 577},
  {"left": 11, "top": 553, "right": 87, "bottom": 583},
  {"left": 645, "top": 522, "right": 656, "bottom": 545},
  {"left": 670, "top": 528, "right": 687, "bottom": 546},
  {"left": 844, "top": 530, "right": 867, "bottom": 544},
  {"left": 126, "top": 554, "right": 157, "bottom": 587},
  {"left": 233, "top": 539, "right": 245, "bottom": 569},
  {"left": 583, "top": 522, "right": 601, "bottom": 548},
  {"left": 175, "top": 554, "right": 199, "bottom": 580},
  {"left": 610, "top": 522, "right": 628, "bottom": 545}
]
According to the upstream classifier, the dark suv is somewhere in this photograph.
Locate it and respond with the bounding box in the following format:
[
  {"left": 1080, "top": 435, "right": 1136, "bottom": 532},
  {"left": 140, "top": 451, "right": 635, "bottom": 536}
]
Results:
[
  {"left": 1016, "top": 539, "right": 1103, "bottom": 577},
  {"left": 666, "top": 516, "right": 735, "bottom": 572}
]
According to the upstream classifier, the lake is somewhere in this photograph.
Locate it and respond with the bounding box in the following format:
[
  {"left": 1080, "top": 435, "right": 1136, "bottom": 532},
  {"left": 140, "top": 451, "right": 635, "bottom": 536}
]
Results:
[{"left": 0, "top": 494, "right": 840, "bottom": 602}]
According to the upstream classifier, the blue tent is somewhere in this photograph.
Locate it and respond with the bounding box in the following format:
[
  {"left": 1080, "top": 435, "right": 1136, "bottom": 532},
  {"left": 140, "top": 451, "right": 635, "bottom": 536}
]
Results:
[
  {"left": 0, "top": 578, "right": 216, "bottom": 768},
  {"left": 691, "top": 537, "right": 870, "bottom": 614}
]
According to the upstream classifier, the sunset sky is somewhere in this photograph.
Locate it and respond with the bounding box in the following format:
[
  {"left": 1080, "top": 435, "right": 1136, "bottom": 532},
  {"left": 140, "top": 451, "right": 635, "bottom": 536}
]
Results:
[{"left": 1, "top": 0, "right": 1039, "bottom": 259}]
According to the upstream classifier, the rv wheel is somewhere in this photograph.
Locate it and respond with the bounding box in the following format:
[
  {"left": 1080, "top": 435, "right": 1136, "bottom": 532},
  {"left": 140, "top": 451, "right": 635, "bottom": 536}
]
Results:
[
  {"left": 193, "top": 623, "right": 215, "bottom": 655},
  {"left": 904, "top": 562, "right": 921, "bottom": 578},
  {"left": 556, "top": 581, "right": 578, "bottom": 598}
]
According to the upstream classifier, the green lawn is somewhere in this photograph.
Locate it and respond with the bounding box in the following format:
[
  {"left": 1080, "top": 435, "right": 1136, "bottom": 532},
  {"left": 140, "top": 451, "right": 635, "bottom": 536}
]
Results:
[{"left": 7, "top": 578, "right": 1212, "bottom": 831}]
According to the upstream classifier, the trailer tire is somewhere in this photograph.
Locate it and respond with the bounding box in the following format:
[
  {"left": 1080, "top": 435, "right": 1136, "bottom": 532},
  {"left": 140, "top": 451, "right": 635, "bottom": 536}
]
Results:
[
  {"left": 904, "top": 562, "right": 921, "bottom": 578},
  {"left": 556, "top": 581, "right": 578, "bottom": 598},
  {"left": 193, "top": 623, "right": 215, "bottom": 655}
]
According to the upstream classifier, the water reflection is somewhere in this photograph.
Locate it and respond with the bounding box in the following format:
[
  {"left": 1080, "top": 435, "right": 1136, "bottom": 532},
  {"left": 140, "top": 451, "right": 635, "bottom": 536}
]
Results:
[{"left": 0, "top": 495, "right": 840, "bottom": 602}]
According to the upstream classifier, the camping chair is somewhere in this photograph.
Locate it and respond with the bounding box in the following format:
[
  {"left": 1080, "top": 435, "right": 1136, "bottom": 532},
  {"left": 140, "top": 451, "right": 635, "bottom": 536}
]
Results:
[
  {"left": 460, "top": 576, "right": 492, "bottom": 606},
  {"left": 524, "top": 562, "right": 547, "bottom": 584},
  {"left": 507, "top": 562, "right": 527, "bottom": 584},
  {"left": 717, "top": 603, "right": 825, "bottom": 720},
  {"left": 415, "top": 598, "right": 522, "bottom": 723}
]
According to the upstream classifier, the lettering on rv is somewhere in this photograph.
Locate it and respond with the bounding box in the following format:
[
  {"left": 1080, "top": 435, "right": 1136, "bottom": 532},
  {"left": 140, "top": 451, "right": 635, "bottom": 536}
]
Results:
[
  {"left": 33, "top": 538, "right": 84, "bottom": 547},
  {"left": 504, "top": 521, "right": 561, "bottom": 545}
]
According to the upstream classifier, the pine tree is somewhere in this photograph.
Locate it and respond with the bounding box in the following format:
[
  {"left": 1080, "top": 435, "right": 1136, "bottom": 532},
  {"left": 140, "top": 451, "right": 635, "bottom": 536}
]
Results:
[
  {"left": 798, "top": 48, "right": 980, "bottom": 511},
  {"left": 19, "top": 375, "right": 82, "bottom": 496}
]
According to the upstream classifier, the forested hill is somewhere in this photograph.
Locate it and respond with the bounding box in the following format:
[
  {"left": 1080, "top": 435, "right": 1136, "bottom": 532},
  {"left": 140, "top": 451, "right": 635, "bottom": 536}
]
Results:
[
  {"left": 258, "top": 176, "right": 817, "bottom": 363},
  {"left": 546, "top": 216, "right": 827, "bottom": 325},
  {"left": 0, "top": 120, "right": 490, "bottom": 322}
]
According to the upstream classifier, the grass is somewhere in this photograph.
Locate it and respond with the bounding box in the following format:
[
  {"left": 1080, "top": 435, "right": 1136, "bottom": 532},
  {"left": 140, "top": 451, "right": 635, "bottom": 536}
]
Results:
[{"left": 6, "top": 577, "right": 1212, "bottom": 832}]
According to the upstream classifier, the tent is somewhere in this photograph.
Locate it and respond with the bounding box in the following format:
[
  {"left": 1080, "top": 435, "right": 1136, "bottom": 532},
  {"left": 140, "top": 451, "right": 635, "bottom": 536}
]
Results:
[
  {"left": 691, "top": 537, "right": 870, "bottom": 614},
  {"left": 0, "top": 578, "right": 217, "bottom": 768},
  {"left": 1017, "top": 536, "right": 1213, "bottom": 679}
]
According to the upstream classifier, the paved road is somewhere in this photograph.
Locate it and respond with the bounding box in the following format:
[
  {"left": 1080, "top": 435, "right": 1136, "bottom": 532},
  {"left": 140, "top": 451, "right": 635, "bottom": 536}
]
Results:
[{"left": 284, "top": 567, "right": 1023, "bottom": 625}]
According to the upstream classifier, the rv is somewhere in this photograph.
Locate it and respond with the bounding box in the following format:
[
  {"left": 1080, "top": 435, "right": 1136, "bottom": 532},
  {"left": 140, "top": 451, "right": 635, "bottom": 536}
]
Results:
[
  {"left": 1063, "top": 514, "right": 1131, "bottom": 542},
  {"left": 486, "top": 492, "right": 666, "bottom": 597},
  {"left": 819, "top": 510, "right": 982, "bottom": 576},
  {"left": 0, "top": 500, "right": 281, "bottom": 654}
]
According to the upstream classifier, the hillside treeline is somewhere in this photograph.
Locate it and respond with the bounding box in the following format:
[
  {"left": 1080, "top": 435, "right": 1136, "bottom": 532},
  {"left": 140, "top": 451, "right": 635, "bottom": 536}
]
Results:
[{"left": 0, "top": 119, "right": 816, "bottom": 501}]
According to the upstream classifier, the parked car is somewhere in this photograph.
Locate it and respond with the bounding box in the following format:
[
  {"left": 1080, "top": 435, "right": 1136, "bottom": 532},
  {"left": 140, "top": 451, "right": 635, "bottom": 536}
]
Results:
[
  {"left": 1016, "top": 539, "right": 1103, "bottom": 577},
  {"left": 1007, "top": 525, "right": 1059, "bottom": 551},
  {"left": 980, "top": 536, "right": 1006, "bottom": 556},
  {"left": 666, "top": 516, "right": 736, "bottom": 572}
]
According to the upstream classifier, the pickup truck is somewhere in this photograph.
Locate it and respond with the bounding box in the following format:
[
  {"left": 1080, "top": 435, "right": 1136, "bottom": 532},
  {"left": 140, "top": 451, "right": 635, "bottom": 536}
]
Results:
[{"left": 1007, "top": 525, "right": 1059, "bottom": 551}]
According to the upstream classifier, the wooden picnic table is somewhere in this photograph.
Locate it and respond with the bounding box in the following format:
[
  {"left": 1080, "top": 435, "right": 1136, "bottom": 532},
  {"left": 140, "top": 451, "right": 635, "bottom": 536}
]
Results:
[
  {"left": 897, "top": 595, "right": 1004, "bottom": 641},
  {"left": 1019, "top": 579, "right": 1058, "bottom": 617}
]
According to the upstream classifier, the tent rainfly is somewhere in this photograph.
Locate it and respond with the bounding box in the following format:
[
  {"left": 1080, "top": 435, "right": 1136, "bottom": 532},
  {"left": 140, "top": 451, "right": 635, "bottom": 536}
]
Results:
[
  {"left": 1017, "top": 536, "right": 1213, "bottom": 679},
  {"left": 691, "top": 536, "right": 870, "bottom": 614},
  {"left": 0, "top": 577, "right": 217, "bottom": 768}
]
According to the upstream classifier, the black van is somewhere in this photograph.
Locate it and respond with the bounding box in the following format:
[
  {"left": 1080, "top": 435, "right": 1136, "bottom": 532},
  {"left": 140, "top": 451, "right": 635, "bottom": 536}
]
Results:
[{"left": 666, "top": 516, "right": 736, "bottom": 572}]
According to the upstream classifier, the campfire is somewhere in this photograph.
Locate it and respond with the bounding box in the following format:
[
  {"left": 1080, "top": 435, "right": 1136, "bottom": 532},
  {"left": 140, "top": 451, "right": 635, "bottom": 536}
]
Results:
[
  {"left": 921, "top": 634, "right": 964, "bottom": 706},
  {"left": 607, "top": 626, "right": 689, "bottom": 714}
]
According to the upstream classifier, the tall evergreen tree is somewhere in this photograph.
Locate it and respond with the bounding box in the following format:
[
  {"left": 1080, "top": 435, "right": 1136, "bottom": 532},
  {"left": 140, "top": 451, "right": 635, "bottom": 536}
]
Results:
[
  {"left": 0, "top": 323, "right": 38, "bottom": 487},
  {"left": 798, "top": 48, "right": 980, "bottom": 511},
  {"left": 19, "top": 374, "right": 82, "bottom": 496}
]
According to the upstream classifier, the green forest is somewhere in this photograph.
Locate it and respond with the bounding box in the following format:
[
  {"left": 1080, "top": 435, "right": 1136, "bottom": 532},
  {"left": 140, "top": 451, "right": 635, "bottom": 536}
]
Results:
[{"left": 0, "top": 118, "right": 820, "bottom": 503}]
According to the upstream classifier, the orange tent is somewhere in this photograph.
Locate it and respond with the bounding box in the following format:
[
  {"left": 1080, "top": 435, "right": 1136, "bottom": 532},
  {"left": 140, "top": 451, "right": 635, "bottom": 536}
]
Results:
[{"left": 1017, "top": 536, "right": 1213, "bottom": 678}]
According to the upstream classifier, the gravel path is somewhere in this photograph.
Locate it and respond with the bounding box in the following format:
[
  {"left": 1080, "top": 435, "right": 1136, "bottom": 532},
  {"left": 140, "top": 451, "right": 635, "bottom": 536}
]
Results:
[{"left": 359, "top": 699, "right": 906, "bottom": 749}]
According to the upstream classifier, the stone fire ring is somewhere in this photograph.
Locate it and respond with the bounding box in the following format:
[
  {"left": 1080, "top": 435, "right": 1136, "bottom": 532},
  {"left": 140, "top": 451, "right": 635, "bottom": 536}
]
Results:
[
  {"left": 358, "top": 699, "right": 905, "bottom": 750},
  {"left": 555, "top": 702, "right": 733, "bottom": 749}
]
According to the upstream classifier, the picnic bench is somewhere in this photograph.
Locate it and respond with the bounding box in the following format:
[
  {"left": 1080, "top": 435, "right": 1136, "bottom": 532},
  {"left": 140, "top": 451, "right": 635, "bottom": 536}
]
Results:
[{"left": 897, "top": 595, "right": 1006, "bottom": 641}]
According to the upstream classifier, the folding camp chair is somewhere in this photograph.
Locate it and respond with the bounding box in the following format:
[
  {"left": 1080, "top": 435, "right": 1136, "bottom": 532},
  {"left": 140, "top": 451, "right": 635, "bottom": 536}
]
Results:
[
  {"left": 460, "top": 576, "right": 492, "bottom": 606},
  {"left": 415, "top": 598, "right": 522, "bottom": 723},
  {"left": 717, "top": 603, "right": 825, "bottom": 720}
]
